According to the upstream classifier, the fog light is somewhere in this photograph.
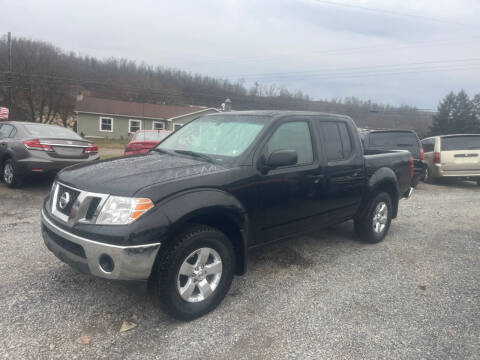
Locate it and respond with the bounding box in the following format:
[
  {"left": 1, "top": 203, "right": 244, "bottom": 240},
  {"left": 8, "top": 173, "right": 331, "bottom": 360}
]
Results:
[{"left": 99, "top": 254, "right": 114, "bottom": 273}]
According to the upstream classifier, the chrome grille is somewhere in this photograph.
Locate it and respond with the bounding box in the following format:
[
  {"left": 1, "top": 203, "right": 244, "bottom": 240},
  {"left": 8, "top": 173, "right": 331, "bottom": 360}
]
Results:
[{"left": 50, "top": 182, "right": 109, "bottom": 225}]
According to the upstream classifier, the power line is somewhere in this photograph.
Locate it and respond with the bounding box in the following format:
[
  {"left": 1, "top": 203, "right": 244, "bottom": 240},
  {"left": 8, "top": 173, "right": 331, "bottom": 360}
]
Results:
[
  {"left": 194, "top": 37, "right": 480, "bottom": 66},
  {"left": 221, "top": 58, "right": 480, "bottom": 80},
  {"left": 312, "top": 0, "right": 480, "bottom": 28}
]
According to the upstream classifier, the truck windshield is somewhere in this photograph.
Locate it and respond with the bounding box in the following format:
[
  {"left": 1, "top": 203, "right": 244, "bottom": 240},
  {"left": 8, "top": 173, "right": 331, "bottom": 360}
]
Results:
[{"left": 157, "top": 115, "right": 267, "bottom": 158}]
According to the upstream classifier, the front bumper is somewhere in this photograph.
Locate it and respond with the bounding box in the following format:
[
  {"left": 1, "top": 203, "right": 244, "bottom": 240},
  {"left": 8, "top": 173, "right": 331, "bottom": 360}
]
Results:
[{"left": 41, "top": 210, "right": 161, "bottom": 280}]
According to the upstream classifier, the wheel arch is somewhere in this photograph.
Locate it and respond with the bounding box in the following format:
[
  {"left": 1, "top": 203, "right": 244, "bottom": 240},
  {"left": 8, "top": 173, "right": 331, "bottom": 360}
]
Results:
[
  {"left": 357, "top": 168, "right": 400, "bottom": 219},
  {"left": 158, "top": 189, "right": 250, "bottom": 276}
]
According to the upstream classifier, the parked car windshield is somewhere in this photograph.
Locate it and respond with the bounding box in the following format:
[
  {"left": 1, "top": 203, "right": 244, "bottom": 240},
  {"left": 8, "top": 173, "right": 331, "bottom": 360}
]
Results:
[
  {"left": 23, "top": 124, "right": 83, "bottom": 139},
  {"left": 368, "top": 131, "right": 420, "bottom": 158},
  {"left": 133, "top": 131, "right": 170, "bottom": 142},
  {"left": 441, "top": 135, "right": 480, "bottom": 151},
  {"left": 157, "top": 115, "right": 267, "bottom": 158}
]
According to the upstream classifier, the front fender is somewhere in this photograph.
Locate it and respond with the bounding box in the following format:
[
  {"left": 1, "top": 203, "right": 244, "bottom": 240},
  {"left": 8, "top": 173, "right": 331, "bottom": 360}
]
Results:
[{"left": 158, "top": 188, "right": 250, "bottom": 274}]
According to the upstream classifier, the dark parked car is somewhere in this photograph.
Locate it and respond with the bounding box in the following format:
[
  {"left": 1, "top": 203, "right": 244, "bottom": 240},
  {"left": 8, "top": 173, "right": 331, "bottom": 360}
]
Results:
[
  {"left": 41, "top": 111, "right": 413, "bottom": 320},
  {"left": 124, "top": 129, "right": 172, "bottom": 155},
  {"left": 0, "top": 121, "right": 99, "bottom": 187},
  {"left": 359, "top": 129, "right": 426, "bottom": 187}
]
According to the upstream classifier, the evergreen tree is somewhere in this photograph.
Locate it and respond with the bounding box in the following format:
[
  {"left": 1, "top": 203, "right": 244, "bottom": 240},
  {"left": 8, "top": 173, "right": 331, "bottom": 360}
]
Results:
[
  {"left": 454, "top": 90, "right": 475, "bottom": 133},
  {"left": 471, "top": 93, "right": 480, "bottom": 132},
  {"left": 430, "top": 92, "right": 456, "bottom": 135}
]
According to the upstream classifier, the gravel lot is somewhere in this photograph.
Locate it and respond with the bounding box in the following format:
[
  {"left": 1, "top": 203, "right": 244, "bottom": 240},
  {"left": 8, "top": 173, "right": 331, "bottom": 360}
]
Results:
[{"left": 0, "top": 178, "right": 479, "bottom": 359}]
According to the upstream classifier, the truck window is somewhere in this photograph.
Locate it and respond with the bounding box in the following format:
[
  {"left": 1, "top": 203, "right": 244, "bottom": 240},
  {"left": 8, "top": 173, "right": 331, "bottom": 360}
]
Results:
[
  {"left": 338, "top": 123, "right": 352, "bottom": 157},
  {"left": 266, "top": 121, "right": 313, "bottom": 165},
  {"left": 319, "top": 122, "right": 343, "bottom": 161},
  {"left": 441, "top": 136, "right": 480, "bottom": 151}
]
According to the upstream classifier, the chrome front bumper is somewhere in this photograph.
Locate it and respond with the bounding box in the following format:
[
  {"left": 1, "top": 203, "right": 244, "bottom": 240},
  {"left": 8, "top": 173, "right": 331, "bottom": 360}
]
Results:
[{"left": 41, "top": 210, "right": 161, "bottom": 280}]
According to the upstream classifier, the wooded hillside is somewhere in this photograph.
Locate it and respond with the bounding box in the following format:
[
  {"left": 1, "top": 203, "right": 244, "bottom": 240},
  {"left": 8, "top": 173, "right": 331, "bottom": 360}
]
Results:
[{"left": 0, "top": 37, "right": 433, "bottom": 136}]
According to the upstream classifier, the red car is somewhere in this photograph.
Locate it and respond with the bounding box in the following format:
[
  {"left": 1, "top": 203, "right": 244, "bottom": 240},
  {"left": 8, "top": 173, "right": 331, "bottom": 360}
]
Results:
[{"left": 124, "top": 130, "right": 172, "bottom": 155}]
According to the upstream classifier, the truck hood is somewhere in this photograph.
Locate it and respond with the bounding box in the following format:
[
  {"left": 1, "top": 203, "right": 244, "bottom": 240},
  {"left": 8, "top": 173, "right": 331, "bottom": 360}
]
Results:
[{"left": 57, "top": 152, "right": 227, "bottom": 196}]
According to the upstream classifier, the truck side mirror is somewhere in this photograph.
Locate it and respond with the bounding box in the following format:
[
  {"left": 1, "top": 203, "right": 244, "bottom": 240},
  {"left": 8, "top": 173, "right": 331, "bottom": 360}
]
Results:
[{"left": 267, "top": 149, "right": 298, "bottom": 169}]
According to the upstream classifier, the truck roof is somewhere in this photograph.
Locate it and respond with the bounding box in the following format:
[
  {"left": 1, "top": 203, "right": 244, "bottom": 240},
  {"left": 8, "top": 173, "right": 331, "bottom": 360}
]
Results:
[{"left": 206, "top": 110, "right": 351, "bottom": 120}]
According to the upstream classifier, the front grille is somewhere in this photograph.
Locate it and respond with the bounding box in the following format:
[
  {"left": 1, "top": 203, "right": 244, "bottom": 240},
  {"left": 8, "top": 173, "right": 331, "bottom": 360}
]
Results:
[
  {"left": 85, "top": 197, "right": 101, "bottom": 220},
  {"left": 56, "top": 185, "right": 80, "bottom": 216},
  {"left": 43, "top": 225, "right": 86, "bottom": 258}
]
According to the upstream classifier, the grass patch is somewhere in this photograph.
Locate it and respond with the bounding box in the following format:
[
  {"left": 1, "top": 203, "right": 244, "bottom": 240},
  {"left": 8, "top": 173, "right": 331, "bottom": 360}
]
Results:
[
  {"left": 89, "top": 138, "right": 129, "bottom": 149},
  {"left": 100, "top": 153, "right": 123, "bottom": 160}
]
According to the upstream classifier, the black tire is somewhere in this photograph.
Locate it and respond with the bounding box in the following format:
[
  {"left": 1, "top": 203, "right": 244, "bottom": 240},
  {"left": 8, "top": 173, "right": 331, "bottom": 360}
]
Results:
[
  {"left": 354, "top": 192, "right": 393, "bottom": 243},
  {"left": 424, "top": 167, "right": 435, "bottom": 184},
  {"left": 151, "top": 225, "right": 235, "bottom": 321},
  {"left": 2, "top": 158, "right": 23, "bottom": 188}
]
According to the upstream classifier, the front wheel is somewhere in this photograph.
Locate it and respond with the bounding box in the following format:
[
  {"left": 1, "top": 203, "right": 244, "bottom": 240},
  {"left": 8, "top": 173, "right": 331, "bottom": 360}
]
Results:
[
  {"left": 354, "top": 192, "right": 393, "bottom": 243},
  {"left": 151, "top": 225, "right": 235, "bottom": 320}
]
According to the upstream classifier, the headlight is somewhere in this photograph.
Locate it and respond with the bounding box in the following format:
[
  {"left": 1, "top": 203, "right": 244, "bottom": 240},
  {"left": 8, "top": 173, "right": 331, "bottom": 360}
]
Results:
[{"left": 96, "top": 196, "right": 154, "bottom": 225}]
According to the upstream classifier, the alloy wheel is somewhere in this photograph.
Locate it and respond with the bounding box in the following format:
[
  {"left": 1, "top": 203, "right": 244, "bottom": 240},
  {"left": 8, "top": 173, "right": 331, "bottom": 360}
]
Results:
[
  {"left": 3, "top": 163, "right": 13, "bottom": 184},
  {"left": 372, "top": 201, "right": 388, "bottom": 234},
  {"left": 176, "top": 247, "right": 223, "bottom": 303}
]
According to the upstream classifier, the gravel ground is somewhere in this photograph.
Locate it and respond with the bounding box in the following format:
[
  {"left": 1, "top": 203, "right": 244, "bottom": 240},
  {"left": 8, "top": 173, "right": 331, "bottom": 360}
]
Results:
[{"left": 0, "top": 178, "right": 479, "bottom": 359}]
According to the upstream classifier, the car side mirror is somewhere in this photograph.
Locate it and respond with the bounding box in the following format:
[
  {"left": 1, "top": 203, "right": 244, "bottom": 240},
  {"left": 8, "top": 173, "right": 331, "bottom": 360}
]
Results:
[{"left": 267, "top": 149, "right": 298, "bottom": 169}]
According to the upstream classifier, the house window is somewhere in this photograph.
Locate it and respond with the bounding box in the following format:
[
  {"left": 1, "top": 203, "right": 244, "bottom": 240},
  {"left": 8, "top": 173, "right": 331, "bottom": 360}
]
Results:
[
  {"left": 129, "top": 119, "right": 142, "bottom": 134},
  {"left": 99, "top": 117, "right": 113, "bottom": 132},
  {"left": 174, "top": 123, "right": 183, "bottom": 131},
  {"left": 152, "top": 121, "right": 165, "bottom": 130}
]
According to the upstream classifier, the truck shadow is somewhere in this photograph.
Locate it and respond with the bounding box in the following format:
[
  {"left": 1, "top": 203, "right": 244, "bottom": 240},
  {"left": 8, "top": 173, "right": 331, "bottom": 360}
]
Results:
[
  {"left": 247, "top": 221, "right": 362, "bottom": 272},
  {"left": 42, "top": 220, "right": 373, "bottom": 326}
]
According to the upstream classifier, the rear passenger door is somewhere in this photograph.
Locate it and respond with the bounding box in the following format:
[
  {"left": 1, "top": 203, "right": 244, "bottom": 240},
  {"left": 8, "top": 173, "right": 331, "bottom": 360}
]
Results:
[{"left": 316, "top": 120, "right": 366, "bottom": 223}]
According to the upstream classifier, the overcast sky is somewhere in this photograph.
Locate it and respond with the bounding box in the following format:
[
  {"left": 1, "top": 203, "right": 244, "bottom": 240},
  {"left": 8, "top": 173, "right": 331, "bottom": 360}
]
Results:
[{"left": 3, "top": 0, "right": 480, "bottom": 109}]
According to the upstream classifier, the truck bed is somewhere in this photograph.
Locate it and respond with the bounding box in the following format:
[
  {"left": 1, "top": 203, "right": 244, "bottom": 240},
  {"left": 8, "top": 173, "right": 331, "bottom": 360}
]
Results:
[{"left": 364, "top": 149, "right": 412, "bottom": 199}]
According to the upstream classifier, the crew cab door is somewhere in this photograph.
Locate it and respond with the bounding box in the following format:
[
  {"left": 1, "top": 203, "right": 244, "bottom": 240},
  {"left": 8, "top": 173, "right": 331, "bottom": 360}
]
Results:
[
  {"left": 254, "top": 118, "right": 324, "bottom": 243},
  {"left": 314, "top": 119, "right": 366, "bottom": 222}
]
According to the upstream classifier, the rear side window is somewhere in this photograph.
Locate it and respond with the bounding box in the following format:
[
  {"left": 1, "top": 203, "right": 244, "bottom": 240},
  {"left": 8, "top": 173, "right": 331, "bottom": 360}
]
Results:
[
  {"left": 422, "top": 138, "right": 435, "bottom": 153},
  {"left": 266, "top": 121, "right": 313, "bottom": 165},
  {"left": 319, "top": 122, "right": 352, "bottom": 161},
  {"left": 0, "top": 124, "right": 14, "bottom": 138},
  {"left": 441, "top": 136, "right": 480, "bottom": 151}
]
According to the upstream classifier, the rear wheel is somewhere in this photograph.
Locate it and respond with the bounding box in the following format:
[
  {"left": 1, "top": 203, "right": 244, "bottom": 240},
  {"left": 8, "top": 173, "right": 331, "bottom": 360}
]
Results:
[
  {"left": 354, "top": 192, "right": 393, "bottom": 243},
  {"left": 151, "top": 225, "right": 235, "bottom": 320},
  {"left": 2, "top": 159, "right": 23, "bottom": 188}
]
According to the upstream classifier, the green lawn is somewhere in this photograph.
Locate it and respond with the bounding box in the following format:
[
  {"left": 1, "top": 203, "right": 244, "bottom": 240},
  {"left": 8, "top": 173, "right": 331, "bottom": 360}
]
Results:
[{"left": 89, "top": 138, "right": 129, "bottom": 149}]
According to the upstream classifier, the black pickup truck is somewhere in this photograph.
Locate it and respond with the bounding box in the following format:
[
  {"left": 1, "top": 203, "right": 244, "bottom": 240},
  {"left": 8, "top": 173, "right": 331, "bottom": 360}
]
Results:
[{"left": 41, "top": 111, "right": 413, "bottom": 320}]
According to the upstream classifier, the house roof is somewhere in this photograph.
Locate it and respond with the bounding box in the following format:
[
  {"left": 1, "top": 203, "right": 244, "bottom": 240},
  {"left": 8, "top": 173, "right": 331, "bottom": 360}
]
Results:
[{"left": 75, "top": 97, "right": 217, "bottom": 120}]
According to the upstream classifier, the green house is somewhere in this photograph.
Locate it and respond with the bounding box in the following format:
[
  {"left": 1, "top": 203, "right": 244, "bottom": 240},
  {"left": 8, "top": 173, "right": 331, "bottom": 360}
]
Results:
[{"left": 75, "top": 96, "right": 219, "bottom": 139}]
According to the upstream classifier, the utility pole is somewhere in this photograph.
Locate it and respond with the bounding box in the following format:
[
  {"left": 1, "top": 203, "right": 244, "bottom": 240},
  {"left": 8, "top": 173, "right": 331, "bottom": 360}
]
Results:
[{"left": 7, "top": 32, "right": 13, "bottom": 111}]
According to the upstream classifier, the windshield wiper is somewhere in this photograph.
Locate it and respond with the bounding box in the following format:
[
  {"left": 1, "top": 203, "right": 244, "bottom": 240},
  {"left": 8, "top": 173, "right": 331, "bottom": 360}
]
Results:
[
  {"left": 173, "top": 150, "right": 216, "bottom": 163},
  {"left": 151, "top": 148, "right": 171, "bottom": 154}
]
